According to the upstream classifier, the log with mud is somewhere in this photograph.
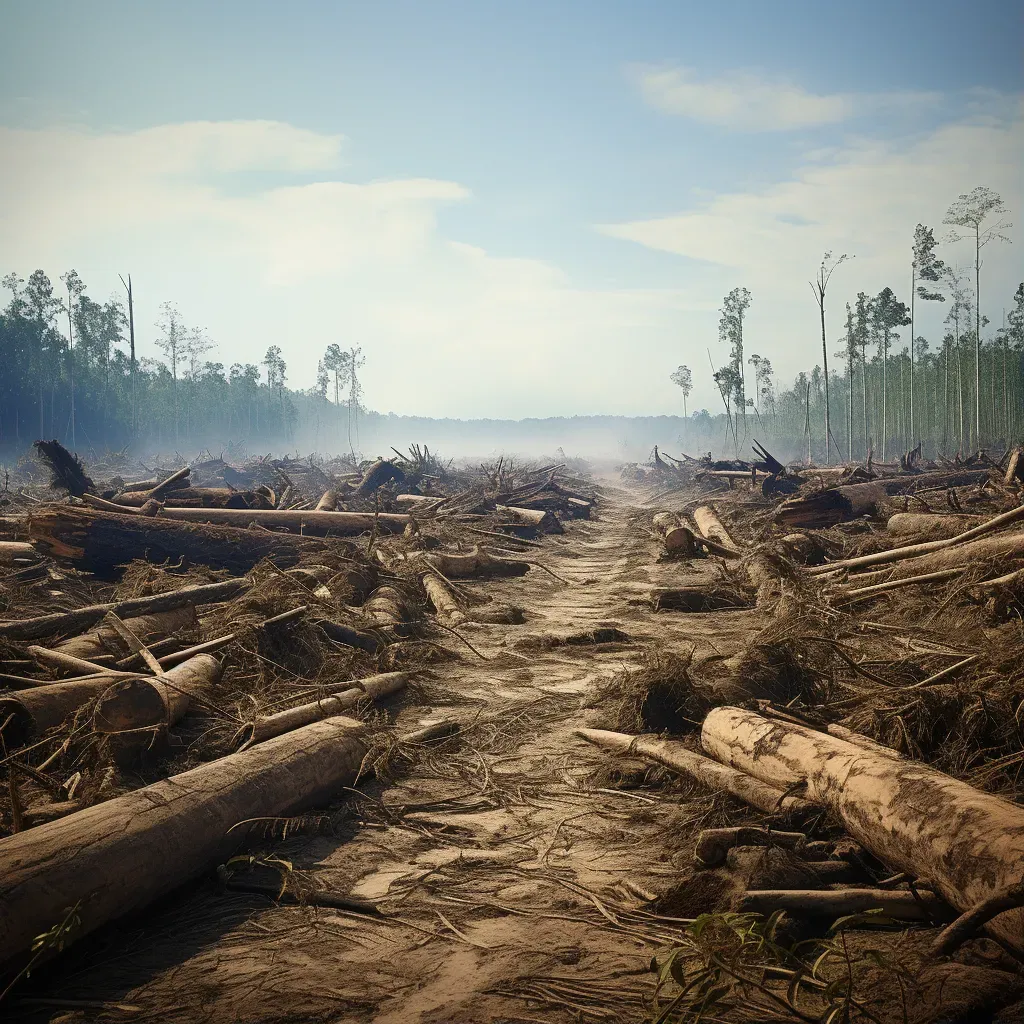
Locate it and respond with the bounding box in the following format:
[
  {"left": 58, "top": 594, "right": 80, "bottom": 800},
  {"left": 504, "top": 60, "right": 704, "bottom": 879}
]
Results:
[
  {"left": 701, "top": 706, "right": 1024, "bottom": 953},
  {"left": 0, "top": 715, "right": 368, "bottom": 964}
]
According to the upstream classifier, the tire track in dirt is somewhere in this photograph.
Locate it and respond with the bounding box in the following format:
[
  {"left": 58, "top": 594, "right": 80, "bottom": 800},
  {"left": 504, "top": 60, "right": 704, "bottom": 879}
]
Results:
[{"left": 22, "top": 486, "right": 760, "bottom": 1024}]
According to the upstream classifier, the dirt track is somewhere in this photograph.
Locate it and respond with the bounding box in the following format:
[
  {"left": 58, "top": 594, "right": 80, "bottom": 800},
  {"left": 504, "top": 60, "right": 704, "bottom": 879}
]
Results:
[{"left": 8, "top": 484, "right": 761, "bottom": 1022}]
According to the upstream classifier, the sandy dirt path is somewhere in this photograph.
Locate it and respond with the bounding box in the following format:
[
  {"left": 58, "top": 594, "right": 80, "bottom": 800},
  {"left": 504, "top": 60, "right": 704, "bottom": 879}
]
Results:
[{"left": 15, "top": 486, "right": 760, "bottom": 1024}]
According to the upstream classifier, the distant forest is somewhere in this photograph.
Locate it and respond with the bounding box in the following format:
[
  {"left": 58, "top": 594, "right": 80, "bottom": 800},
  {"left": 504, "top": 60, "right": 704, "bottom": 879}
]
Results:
[{"left": 1, "top": 188, "right": 1020, "bottom": 463}]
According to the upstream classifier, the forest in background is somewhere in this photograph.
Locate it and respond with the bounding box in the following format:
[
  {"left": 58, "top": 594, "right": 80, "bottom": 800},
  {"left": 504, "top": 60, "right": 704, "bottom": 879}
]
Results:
[{"left": 1, "top": 187, "right": 1020, "bottom": 464}]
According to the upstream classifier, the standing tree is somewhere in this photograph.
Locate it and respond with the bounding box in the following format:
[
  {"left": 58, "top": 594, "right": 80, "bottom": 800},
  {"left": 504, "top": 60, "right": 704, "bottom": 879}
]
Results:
[
  {"left": 155, "top": 302, "right": 184, "bottom": 443},
  {"left": 60, "top": 270, "right": 84, "bottom": 448},
  {"left": 182, "top": 326, "right": 215, "bottom": 441},
  {"left": 910, "top": 224, "right": 945, "bottom": 446},
  {"left": 871, "top": 287, "right": 911, "bottom": 460},
  {"left": 853, "top": 291, "right": 873, "bottom": 455},
  {"left": 718, "top": 288, "right": 752, "bottom": 429},
  {"left": 941, "top": 267, "right": 972, "bottom": 453},
  {"left": 944, "top": 187, "right": 1012, "bottom": 445},
  {"left": 23, "top": 270, "right": 63, "bottom": 439},
  {"left": 344, "top": 346, "right": 365, "bottom": 456},
  {"left": 118, "top": 275, "right": 137, "bottom": 440},
  {"left": 669, "top": 364, "right": 693, "bottom": 417},
  {"left": 323, "top": 343, "right": 346, "bottom": 406},
  {"left": 262, "top": 345, "right": 288, "bottom": 432},
  {"left": 809, "top": 253, "right": 851, "bottom": 464}
]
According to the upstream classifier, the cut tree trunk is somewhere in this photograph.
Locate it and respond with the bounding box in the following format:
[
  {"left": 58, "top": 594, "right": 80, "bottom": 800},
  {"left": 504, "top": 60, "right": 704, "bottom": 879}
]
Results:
[
  {"left": 362, "top": 587, "right": 413, "bottom": 635},
  {"left": 776, "top": 484, "right": 888, "bottom": 529},
  {"left": 694, "top": 827, "right": 807, "bottom": 868},
  {"left": 27, "top": 506, "right": 349, "bottom": 577},
  {"left": 576, "top": 728, "right": 813, "bottom": 817},
  {"left": 692, "top": 506, "right": 739, "bottom": 551},
  {"left": 355, "top": 459, "right": 405, "bottom": 496},
  {"left": 92, "top": 654, "right": 223, "bottom": 735},
  {"left": 881, "top": 530, "right": 1024, "bottom": 580},
  {"left": 236, "top": 671, "right": 407, "bottom": 748},
  {"left": 738, "top": 888, "right": 949, "bottom": 921},
  {"left": 1, "top": 676, "right": 130, "bottom": 746},
  {"left": 112, "top": 488, "right": 266, "bottom": 509},
  {"left": 316, "top": 618, "right": 381, "bottom": 653},
  {"left": 315, "top": 489, "right": 338, "bottom": 511},
  {"left": 0, "top": 542, "right": 40, "bottom": 565},
  {"left": 652, "top": 512, "right": 697, "bottom": 556},
  {"left": 701, "top": 706, "right": 1024, "bottom": 952},
  {"left": 0, "top": 578, "right": 249, "bottom": 642},
  {"left": 0, "top": 715, "right": 367, "bottom": 964},
  {"left": 412, "top": 546, "right": 529, "bottom": 579},
  {"left": 151, "top": 507, "right": 410, "bottom": 536}
]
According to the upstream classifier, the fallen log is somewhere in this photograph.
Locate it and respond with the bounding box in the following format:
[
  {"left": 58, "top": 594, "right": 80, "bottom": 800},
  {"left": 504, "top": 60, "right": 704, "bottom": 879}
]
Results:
[
  {"left": 695, "top": 827, "right": 807, "bottom": 868},
  {"left": 112, "top": 488, "right": 263, "bottom": 509},
  {"left": 54, "top": 606, "right": 197, "bottom": 663},
  {"left": 776, "top": 483, "right": 888, "bottom": 528},
  {"left": 27, "top": 506, "right": 346, "bottom": 577},
  {"left": 886, "top": 512, "right": 985, "bottom": 542},
  {"left": 422, "top": 573, "right": 468, "bottom": 626},
  {"left": 575, "top": 728, "right": 814, "bottom": 817},
  {"left": 738, "top": 888, "right": 950, "bottom": 921},
  {"left": 0, "top": 715, "right": 367, "bottom": 964},
  {"left": 692, "top": 506, "right": 739, "bottom": 551},
  {"left": 235, "top": 671, "right": 407, "bottom": 748},
  {"left": 362, "top": 586, "right": 413, "bottom": 634},
  {"left": 1005, "top": 448, "right": 1023, "bottom": 486},
  {"left": 701, "top": 706, "right": 1024, "bottom": 952},
  {"left": 881, "top": 530, "right": 1024, "bottom": 581},
  {"left": 808, "top": 502, "right": 1024, "bottom": 576},
  {"left": 0, "top": 541, "right": 40, "bottom": 565},
  {"left": 355, "top": 459, "right": 405, "bottom": 496},
  {"left": 0, "top": 676, "right": 129, "bottom": 746},
  {"left": 0, "top": 578, "right": 249, "bottom": 642},
  {"left": 652, "top": 512, "right": 697, "bottom": 556},
  {"left": 496, "top": 505, "right": 563, "bottom": 534},
  {"left": 146, "top": 465, "right": 191, "bottom": 498},
  {"left": 316, "top": 618, "right": 381, "bottom": 653},
  {"left": 315, "top": 489, "right": 338, "bottom": 511},
  {"left": 92, "top": 654, "right": 224, "bottom": 735},
  {"left": 413, "top": 546, "right": 529, "bottom": 579},
  {"left": 152, "top": 507, "right": 410, "bottom": 536}
]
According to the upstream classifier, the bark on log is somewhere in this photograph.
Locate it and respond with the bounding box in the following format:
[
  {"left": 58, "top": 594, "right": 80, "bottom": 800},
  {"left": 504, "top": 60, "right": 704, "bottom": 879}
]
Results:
[
  {"left": 886, "top": 512, "right": 985, "bottom": 542},
  {"left": 92, "top": 654, "right": 224, "bottom": 735},
  {"left": 776, "top": 484, "right": 889, "bottom": 529},
  {"left": 112, "top": 488, "right": 264, "bottom": 509},
  {"left": 236, "top": 672, "right": 407, "bottom": 748},
  {"left": 413, "top": 546, "right": 529, "bottom": 579},
  {"left": 422, "top": 574, "right": 468, "bottom": 626},
  {"left": 881, "top": 531, "right": 1024, "bottom": 580},
  {"left": 496, "top": 505, "right": 563, "bottom": 534},
  {"left": 575, "top": 728, "right": 814, "bottom": 817},
  {"left": 695, "top": 827, "right": 807, "bottom": 867},
  {"left": 355, "top": 459, "right": 405, "bottom": 496},
  {"left": 54, "top": 606, "right": 197, "bottom": 662},
  {"left": 0, "top": 578, "right": 247, "bottom": 643},
  {"left": 146, "top": 465, "right": 191, "bottom": 498},
  {"left": 362, "top": 586, "right": 413, "bottom": 634},
  {"left": 738, "top": 888, "right": 949, "bottom": 921},
  {"left": 316, "top": 618, "right": 381, "bottom": 653},
  {"left": 701, "top": 706, "right": 1024, "bottom": 951},
  {"left": 1005, "top": 449, "right": 1023, "bottom": 486},
  {"left": 692, "top": 506, "right": 739, "bottom": 551},
  {"left": 27, "top": 506, "right": 346, "bottom": 577},
  {"left": 315, "top": 489, "right": 338, "bottom": 511},
  {"left": 652, "top": 512, "right": 697, "bottom": 556},
  {"left": 153, "top": 507, "right": 410, "bottom": 536},
  {"left": 0, "top": 715, "right": 367, "bottom": 964},
  {"left": 0, "top": 677, "right": 129, "bottom": 746},
  {"left": 808, "top": 502, "right": 1024, "bottom": 576}
]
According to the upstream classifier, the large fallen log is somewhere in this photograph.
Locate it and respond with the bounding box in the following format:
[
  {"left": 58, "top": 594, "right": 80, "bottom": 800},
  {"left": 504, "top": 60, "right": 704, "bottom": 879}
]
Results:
[
  {"left": 700, "top": 706, "right": 1024, "bottom": 952},
  {"left": 362, "top": 586, "right": 413, "bottom": 634},
  {"left": 316, "top": 618, "right": 381, "bottom": 653},
  {"left": 112, "top": 487, "right": 266, "bottom": 509},
  {"left": 0, "top": 541, "right": 40, "bottom": 565},
  {"left": 150, "top": 507, "right": 410, "bottom": 536},
  {"left": 875, "top": 530, "right": 1024, "bottom": 581},
  {"left": 738, "top": 888, "right": 949, "bottom": 921},
  {"left": 0, "top": 715, "right": 367, "bottom": 964},
  {"left": 235, "top": 671, "right": 407, "bottom": 748},
  {"left": 0, "top": 677, "right": 126, "bottom": 745},
  {"left": 495, "top": 505, "right": 563, "bottom": 535},
  {"left": 576, "top": 728, "right": 813, "bottom": 817},
  {"left": 27, "top": 506, "right": 347, "bottom": 577},
  {"left": 422, "top": 573, "right": 468, "bottom": 626},
  {"left": 0, "top": 578, "right": 249, "bottom": 642},
  {"left": 412, "top": 546, "right": 530, "bottom": 579}
]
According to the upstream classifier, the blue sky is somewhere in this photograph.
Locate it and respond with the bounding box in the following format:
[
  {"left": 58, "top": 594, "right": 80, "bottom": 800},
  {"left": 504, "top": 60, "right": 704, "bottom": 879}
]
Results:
[{"left": 2, "top": 0, "right": 1021, "bottom": 418}]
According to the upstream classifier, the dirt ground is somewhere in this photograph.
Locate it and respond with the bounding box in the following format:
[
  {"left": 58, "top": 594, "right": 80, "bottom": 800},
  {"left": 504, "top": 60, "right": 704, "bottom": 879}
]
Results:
[{"left": 10, "top": 481, "right": 1023, "bottom": 1024}]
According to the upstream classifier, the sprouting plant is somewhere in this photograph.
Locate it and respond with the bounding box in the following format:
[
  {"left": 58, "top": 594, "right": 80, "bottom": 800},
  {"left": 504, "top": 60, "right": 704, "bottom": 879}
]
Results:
[
  {"left": 223, "top": 853, "right": 294, "bottom": 898},
  {"left": 0, "top": 900, "right": 84, "bottom": 1005}
]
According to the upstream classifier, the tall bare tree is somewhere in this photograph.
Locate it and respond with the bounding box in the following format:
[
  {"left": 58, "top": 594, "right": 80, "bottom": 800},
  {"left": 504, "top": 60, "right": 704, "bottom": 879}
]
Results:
[
  {"left": 809, "top": 253, "right": 850, "bottom": 464},
  {"left": 944, "top": 187, "right": 1012, "bottom": 444},
  {"left": 910, "top": 224, "right": 945, "bottom": 445}
]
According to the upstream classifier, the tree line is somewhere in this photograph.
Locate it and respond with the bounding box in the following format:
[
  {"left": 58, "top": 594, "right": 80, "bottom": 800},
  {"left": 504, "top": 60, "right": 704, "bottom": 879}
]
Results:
[{"left": 671, "top": 187, "right": 1021, "bottom": 462}]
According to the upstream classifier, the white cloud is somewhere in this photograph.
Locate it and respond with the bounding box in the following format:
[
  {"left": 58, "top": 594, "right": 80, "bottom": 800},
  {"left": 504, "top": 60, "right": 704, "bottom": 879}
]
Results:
[
  {"left": 0, "top": 119, "right": 691, "bottom": 419},
  {"left": 634, "top": 65, "right": 940, "bottom": 131},
  {"left": 600, "top": 100, "right": 1023, "bottom": 391}
]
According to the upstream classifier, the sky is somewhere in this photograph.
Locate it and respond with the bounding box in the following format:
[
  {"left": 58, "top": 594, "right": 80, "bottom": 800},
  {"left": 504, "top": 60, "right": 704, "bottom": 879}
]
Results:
[{"left": 1, "top": 0, "right": 1021, "bottom": 420}]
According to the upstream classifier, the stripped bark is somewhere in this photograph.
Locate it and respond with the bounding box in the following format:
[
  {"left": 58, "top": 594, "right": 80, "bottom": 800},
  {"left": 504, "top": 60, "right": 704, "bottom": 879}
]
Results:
[
  {"left": 701, "top": 706, "right": 1024, "bottom": 952},
  {"left": 886, "top": 512, "right": 986, "bottom": 542},
  {"left": 422, "top": 574, "right": 468, "bottom": 626},
  {"left": 692, "top": 506, "right": 739, "bottom": 551},
  {"left": 54, "top": 606, "right": 197, "bottom": 663}
]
